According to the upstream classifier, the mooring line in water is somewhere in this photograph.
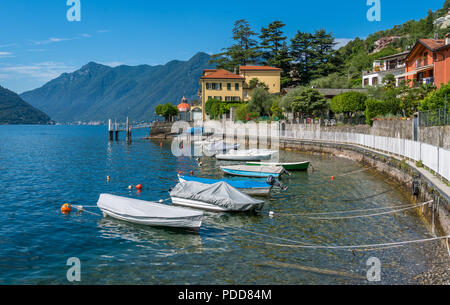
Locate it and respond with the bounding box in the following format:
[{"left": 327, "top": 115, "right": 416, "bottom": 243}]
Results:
[
  {"left": 251, "top": 235, "right": 450, "bottom": 252},
  {"left": 271, "top": 200, "right": 433, "bottom": 218},
  {"left": 341, "top": 179, "right": 414, "bottom": 202},
  {"left": 307, "top": 200, "right": 434, "bottom": 220}
]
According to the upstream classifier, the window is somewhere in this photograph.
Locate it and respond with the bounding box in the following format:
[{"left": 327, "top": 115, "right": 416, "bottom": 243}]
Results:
[
  {"left": 206, "top": 83, "right": 211, "bottom": 90},
  {"left": 235, "top": 83, "right": 239, "bottom": 91},
  {"left": 364, "top": 78, "right": 369, "bottom": 86},
  {"left": 225, "top": 96, "right": 241, "bottom": 101},
  {"left": 244, "top": 91, "right": 249, "bottom": 98},
  {"left": 227, "top": 83, "right": 231, "bottom": 91},
  {"left": 372, "top": 77, "right": 378, "bottom": 86},
  {"left": 214, "top": 96, "right": 222, "bottom": 101}
]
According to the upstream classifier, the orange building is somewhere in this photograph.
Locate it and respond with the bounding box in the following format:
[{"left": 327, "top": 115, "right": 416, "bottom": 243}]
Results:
[{"left": 403, "top": 36, "right": 450, "bottom": 88}]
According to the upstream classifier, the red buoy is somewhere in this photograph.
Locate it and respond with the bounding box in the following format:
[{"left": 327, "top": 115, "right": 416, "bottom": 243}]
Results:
[
  {"left": 61, "top": 203, "right": 72, "bottom": 214},
  {"left": 136, "top": 184, "right": 143, "bottom": 190},
  {"left": 190, "top": 170, "right": 194, "bottom": 176}
]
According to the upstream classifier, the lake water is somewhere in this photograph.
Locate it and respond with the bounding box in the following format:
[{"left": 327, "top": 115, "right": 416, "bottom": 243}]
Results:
[{"left": 0, "top": 125, "right": 446, "bottom": 284}]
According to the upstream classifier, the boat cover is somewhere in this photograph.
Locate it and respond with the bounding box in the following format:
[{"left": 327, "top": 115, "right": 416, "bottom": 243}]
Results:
[
  {"left": 179, "top": 175, "right": 269, "bottom": 189},
  {"left": 170, "top": 181, "right": 264, "bottom": 211},
  {"left": 97, "top": 194, "right": 203, "bottom": 218}
]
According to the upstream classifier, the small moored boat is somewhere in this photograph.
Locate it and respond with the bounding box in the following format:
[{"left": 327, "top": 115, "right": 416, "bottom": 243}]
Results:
[
  {"left": 247, "top": 161, "right": 310, "bottom": 171},
  {"left": 97, "top": 194, "right": 203, "bottom": 231},
  {"left": 203, "top": 141, "right": 240, "bottom": 155},
  {"left": 220, "top": 165, "right": 286, "bottom": 178},
  {"left": 216, "top": 149, "right": 278, "bottom": 161},
  {"left": 178, "top": 175, "right": 272, "bottom": 196},
  {"left": 170, "top": 181, "right": 265, "bottom": 212}
]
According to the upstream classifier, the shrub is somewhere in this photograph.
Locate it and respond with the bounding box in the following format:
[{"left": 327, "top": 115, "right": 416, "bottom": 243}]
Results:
[{"left": 330, "top": 91, "right": 367, "bottom": 117}]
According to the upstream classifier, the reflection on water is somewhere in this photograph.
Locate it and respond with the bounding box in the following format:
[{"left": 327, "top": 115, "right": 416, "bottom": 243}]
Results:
[
  {"left": 98, "top": 218, "right": 203, "bottom": 254},
  {"left": 0, "top": 125, "right": 447, "bottom": 284}
]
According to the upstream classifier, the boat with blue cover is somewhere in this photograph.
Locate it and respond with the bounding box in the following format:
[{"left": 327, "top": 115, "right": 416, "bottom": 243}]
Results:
[{"left": 178, "top": 175, "right": 272, "bottom": 196}]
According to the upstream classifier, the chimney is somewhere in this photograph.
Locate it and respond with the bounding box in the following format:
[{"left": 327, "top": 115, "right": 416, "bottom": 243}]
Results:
[{"left": 446, "top": 33, "right": 450, "bottom": 45}]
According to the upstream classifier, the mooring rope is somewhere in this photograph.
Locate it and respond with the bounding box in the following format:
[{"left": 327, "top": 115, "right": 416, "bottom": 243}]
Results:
[
  {"left": 306, "top": 200, "right": 434, "bottom": 220},
  {"left": 251, "top": 235, "right": 450, "bottom": 252},
  {"left": 271, "top": 200, "right": 433, "bottom": 219}
]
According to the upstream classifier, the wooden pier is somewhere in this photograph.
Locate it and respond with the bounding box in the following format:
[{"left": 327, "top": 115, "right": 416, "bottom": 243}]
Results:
[{"left": 108, "top": 118, "right": 152, "bottom": 143}]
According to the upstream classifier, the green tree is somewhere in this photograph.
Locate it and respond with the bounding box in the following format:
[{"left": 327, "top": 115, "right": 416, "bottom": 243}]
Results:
[
  {"left": 330, "top": 91, "right": 367, "bottom": 118},
  {"left": 383, "top": 74, "right": 396, "bottom": 89},
  {"left": 209, "top": 19, "right": 260, "bottom": 71},
  {"left": 154, "top": 103, "right": 179, "bottom": 121},
  {"left": 270, "top": 99, "right": 283, "bottom": 118},
  {"left": 259, "top": 21, "right": 292, "bottom": 82},
  {"left": 235, "top": 104, "right": 249, "bottom": 121},
  {"left": 424, "top": 9, "right": 434, "bottom": 34},
  {"left": 279, "top": 87, "right": 306, "bottom": 112},
  {"left": 248, "top": 87, "right": 273, "bottom": 116},
  {"left": 291, "top": 88, "right": 328, "bottom": 117},
  {"left": 290, "top": 30, "right": 338, "bottom": 85},
  {"left": 420, "top": 82, "right": 450, "bottom": 112}
]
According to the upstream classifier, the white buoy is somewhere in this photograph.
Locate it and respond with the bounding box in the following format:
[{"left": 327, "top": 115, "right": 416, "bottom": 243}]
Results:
[
  {"left": 128, "top": 185, "right": 133, "bottom": 190},
  {"left": 269, "top": 211, "right": 274, "bottom": 217},
  {"left": 159, "top": 199, "right": 164, "bottom": 203}
]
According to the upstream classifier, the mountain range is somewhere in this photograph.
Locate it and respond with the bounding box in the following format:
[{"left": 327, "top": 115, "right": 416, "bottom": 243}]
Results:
[
  {"left": 20, "top": 52, "right": 214, "bottom": 123},
  {"left": 0, "top": 85, "right": 52, "bottom": 125}
]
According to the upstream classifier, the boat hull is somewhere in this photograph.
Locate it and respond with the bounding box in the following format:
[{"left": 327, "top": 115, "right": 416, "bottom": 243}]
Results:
[
  {"left": 99, "top": 207, "right": 203, "bottom": 231},
  {"left": 97, "top": 194, "right": 203, "bottom": 231},
  {"left": 220, "top": 167, "right": 282, "bottom": 178},
  {"left": 171, "top": 197, "right": 264, "bottom": 213},
  {"left": 247, "top": 161, "right": 310, "bottom": 171}
]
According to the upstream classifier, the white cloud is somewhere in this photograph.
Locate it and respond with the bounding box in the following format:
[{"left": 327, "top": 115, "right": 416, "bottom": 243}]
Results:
[
  {"left": 0, "top": 62, "right": 75, "bottom": 81},
  {"left": 0, "top": 43, "right": 18, "bottom": 48},
  {"left": 27, "top": 49, "right": 46, "bottom": 52},
  {"left": 97, "top": 30, "right": 110, "bottom": 33},
  {"left": 81, "top": 33, "right": 91, "bottom": 38},
  {"left": 334, "top": 38, "right": 353, "bottom": 50},
  {"left": 0, "top": 52, "right": 14, "bottom": 58}
]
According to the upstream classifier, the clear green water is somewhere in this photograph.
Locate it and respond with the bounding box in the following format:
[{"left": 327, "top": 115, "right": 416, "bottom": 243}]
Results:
[{"left": 0, "top": 125, "right": 446, "bottom": 284}]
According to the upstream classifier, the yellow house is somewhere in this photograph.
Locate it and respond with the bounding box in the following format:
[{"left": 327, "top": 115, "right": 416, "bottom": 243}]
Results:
[{"left": 199, "top": 66, "right": 282, "bottom": 121}]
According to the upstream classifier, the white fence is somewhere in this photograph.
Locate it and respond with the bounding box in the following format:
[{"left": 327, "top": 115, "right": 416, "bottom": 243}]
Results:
[{"left": 280, "top": 129, "right": 450, "bottom": 182}]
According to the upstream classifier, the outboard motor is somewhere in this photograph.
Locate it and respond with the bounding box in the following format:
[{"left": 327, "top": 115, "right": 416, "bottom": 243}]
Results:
[
  {"left": 266, "top": 175, "right": 288, "bottom": 191},
  {"left": 412, "top": 178, "right": 420, "bottom": 196}
]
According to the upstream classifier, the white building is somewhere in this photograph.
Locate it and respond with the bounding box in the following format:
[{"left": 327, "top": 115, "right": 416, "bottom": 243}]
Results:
[{"left": 362, "top": 51, "right": 408, "bottom": 87}]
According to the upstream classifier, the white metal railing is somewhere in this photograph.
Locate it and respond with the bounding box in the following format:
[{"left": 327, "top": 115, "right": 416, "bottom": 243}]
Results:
[{"left": 281, "top": 130, "right": 450, "bottom": 182}]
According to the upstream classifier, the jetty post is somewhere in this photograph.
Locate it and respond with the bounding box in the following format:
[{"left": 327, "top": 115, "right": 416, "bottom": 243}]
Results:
[
  {"left": 108, "top": 119, "right": 114, "bottom": 141},
  {"left": 126, "top": 117, "right": 131, "bottom": 143},
  {"left": 115, "top": 120, "right": 119, "bottom": 141}
]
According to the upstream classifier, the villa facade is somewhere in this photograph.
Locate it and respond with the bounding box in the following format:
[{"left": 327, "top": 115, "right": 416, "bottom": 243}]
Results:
[
  {"left": 199, "top": 66, "right": 281, "bottom": 121},
  {"left": 363, "top": 35, "right": 450, "bottom": 89}
]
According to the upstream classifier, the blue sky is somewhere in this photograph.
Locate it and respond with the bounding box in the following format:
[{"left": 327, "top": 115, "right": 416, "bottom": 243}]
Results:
[{"left": 0, "top": 0, "right": 446, "bottom": 93}]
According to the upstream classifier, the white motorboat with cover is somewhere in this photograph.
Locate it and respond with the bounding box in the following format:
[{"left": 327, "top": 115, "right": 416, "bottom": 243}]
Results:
[
  {"left": 203, "top": 141, "right": 240, "bottom": 155},
  {"left": 97, "top": 194, "right": 203, "bottom": 230},
  {"left": 215, "top": 149, "right": 278, "bottom": 161},
  {"left": 170, "top": 181, "right": 265, "bottom": 212}
]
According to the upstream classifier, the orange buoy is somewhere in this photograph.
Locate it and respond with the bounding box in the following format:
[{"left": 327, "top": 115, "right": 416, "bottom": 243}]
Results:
[
  {"left": 160, "top": 142, "right": 163, "bottom": 147},
  {"left": 331, "top": 176, "right": 335, "bottom": 181},
  {"left": 61, "top": 203, "right": 72, "bottom": 214},
  {"left": 190, "top": 170, "right": 194, "bottom": 176},
  {"left": 136, "top": 184, "right": 143, "bottom": 190}
]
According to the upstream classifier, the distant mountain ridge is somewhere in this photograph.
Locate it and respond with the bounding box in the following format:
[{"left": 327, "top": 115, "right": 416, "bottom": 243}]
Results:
[
  {"left": 21, "top": 52, "right": 215, "bottom": 122},
  {"left": 0, "top": 85, "right": 52, "bottom": 125}
]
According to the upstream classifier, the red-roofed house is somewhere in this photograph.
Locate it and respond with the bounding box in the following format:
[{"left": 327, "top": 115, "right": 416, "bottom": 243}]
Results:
[
  {"left": 198, "top": 66, "right": 282, "bottom": 120},
  {"left": 402, "top": 36, "right": 450, "bottom": 88}
]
